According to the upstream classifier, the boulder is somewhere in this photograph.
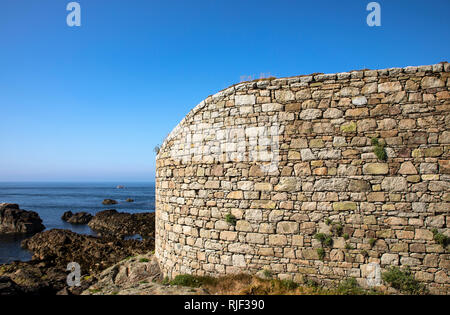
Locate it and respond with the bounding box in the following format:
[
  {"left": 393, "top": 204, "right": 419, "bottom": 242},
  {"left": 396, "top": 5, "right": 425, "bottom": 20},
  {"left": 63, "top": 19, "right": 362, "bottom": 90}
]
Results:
[
  {"left": 61, "top": 211, "right": 73, "bottom": 222},
  {"left": 0, "top": 203, "right": 45, "bottom": 235},
  {"left": 61, "top": 211, "right": 92, "bottom": 225},
  {"left": 102, "top": 199, "right": 117, "bottom": 205}
]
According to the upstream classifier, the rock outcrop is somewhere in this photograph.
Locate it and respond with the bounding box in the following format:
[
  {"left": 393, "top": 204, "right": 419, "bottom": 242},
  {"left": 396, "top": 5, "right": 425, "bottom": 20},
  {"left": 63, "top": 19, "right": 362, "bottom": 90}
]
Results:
[
  {"left": 61, "top": 211, "right": 93, "bottom": 225},
  {"left": 88, "top": 210, "right": 155, "bottom": 239},
  {"left": 0, "top": 276, "right": 24, "bottom": 296},
  {"left": 21, "top": 229, "right": 154, "bottom": 273},
  {"left": 0, "top": 203, "right": 45, "bottom": 235},
  {"left": 82, "top": 254, "right": 206, "bottom": 295},
  {"left": 0, "top": 228, "right": 155, "bottom": 295}
]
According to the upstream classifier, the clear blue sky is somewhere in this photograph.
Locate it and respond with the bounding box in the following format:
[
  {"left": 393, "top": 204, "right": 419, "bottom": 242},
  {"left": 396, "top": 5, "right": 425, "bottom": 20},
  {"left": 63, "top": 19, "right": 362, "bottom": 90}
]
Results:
[{"left": 0, "top": 0, "right": 449, "bottom": 182}]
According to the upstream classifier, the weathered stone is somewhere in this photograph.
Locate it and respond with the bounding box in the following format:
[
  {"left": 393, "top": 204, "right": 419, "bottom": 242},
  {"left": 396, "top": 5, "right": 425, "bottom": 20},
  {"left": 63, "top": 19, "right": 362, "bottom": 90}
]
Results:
[
  {"left": 398, "top": 161, "right": 417, "bottom": 175},
  {"left": 381, "top": 253, "right": 399, "bottom": 265},
  {"left": 277, "top": 221, "right": 299, "bottom": 234},
  {"left": 314, "top": 178, "right": 348, "bottom": 191},
  {"left": 235, "top": 220, "right": 252, "bottom": 232},
  {"left": 348, "top": 179, "right": 370, "bottom": 192},
  {"left": 227, "top": 191, "right": 243, "bottom": 199},
  {"left": 333, "top": 202, "right": 357, "bottom": 211},
  {"left": 300, "top": 149, "right": 317, "bottom": 161},
  {"left": 378, "top": 81, "right": 402, "bottom": 93},
  {"left": 363, "top": 163, "right": 389, "bottom": 175},
  {"left": 381, "top": 177, "right": 408, "bottom": 192},
  {"left": 421, "top": 76, "right": 445, "bottom": 89},
  {"left": 299, "top": 109, "right": 322, "bottom": 120},
  {"left": 254, "top": 183, "right": 273, "bottom": 191},
  {"left": 275, "top": 178, "right": 299, "bottom": 192},
  {"left": 352, "top": 96, "right": 367, "bottom": 106},
  {"left": 269, "top": 235, "right": 287, "bottom": 246},
  {"left": 275, "top": 90, "right": 295, "bottom": 102},
  {"left": 340, "top": 121, "right": 357, "bottom": 132},
  {"left": 235, "top": 94, "right": 256, "bottom": 105},
  {"left": 323, "top": 108, "right": 343, "bottom": 119}
]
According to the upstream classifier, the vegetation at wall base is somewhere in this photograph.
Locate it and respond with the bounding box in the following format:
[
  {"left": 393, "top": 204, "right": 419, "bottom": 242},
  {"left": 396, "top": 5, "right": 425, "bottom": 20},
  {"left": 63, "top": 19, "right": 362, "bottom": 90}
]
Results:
[
  {"left": 381, "top": 267, "right": 426, "bottom": 295},
  {"left": 162, "top": 274, "right": 383, "bottom": 295}
]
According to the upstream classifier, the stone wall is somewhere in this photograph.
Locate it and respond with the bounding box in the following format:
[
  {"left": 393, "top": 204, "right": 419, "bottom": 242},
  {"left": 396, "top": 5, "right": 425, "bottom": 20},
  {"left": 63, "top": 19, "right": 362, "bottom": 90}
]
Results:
[{"left": 155, "top": 63, "right": 449, "bottom": 294}]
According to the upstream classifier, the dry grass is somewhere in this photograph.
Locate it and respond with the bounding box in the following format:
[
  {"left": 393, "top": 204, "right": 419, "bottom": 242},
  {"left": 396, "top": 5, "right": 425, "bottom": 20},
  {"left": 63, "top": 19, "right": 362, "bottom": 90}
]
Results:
[{"left": 168, "top": 274, "right": 343, "bottom": 295}]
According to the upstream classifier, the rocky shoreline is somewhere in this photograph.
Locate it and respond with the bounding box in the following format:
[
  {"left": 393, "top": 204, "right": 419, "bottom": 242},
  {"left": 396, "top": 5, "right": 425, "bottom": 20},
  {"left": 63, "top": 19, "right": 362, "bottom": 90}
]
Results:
[{"left": 0, "top": 206, "right": 156, "bottom": 295}]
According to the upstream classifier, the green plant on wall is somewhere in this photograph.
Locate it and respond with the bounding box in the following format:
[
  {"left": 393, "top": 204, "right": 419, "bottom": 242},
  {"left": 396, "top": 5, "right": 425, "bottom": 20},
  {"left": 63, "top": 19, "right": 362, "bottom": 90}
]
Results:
[
  {"left": 225, "top": 213, "right": 237, "bottom": 226},
  {"left": 317, "top": 248, "right": 325, "bottom": 260},
  {"left": 314, "top": 233, "right": 333, "bottom": 247},
  {"left": 371, "top": 137, "right": 387, "bottom": 161},
  {"left": 333, "top": 223, "right": 344, "bottom": 237},
  {"left": 431, "top": 228, "right": 449, "bottom": 247}
]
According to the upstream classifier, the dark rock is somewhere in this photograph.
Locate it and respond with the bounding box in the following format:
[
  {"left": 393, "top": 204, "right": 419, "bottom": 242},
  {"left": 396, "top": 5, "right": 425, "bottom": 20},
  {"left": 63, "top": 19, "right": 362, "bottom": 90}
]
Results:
[
  {"left": 102, "top": 199, "right": 117, "bottom": 205},
  {"left": 0, "top": 261, "right": 66, "bottom": 295},
  {"left": 61, "top": 211, "right": 92, "bottom": 225},
  {"left": 61, "top": 211, "right": 73, "bottom": 221},
  {"left": 0, "top": 203, "right": 45, "bottom": 235},
  {"left": 0, "top": 276, "right": 24, "bottom": 296},
  {"left": 125, "top": 198, "right": 134, "bottom": 203},
  {"left": 88, "top": 210, "right": 155, "bottom": 239}
]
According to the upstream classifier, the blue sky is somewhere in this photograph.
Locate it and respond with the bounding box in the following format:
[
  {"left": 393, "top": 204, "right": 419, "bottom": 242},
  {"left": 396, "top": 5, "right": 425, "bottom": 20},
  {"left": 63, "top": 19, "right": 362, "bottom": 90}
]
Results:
[{"left": 0, "top": 0, "right": 449, "bottom": 181}]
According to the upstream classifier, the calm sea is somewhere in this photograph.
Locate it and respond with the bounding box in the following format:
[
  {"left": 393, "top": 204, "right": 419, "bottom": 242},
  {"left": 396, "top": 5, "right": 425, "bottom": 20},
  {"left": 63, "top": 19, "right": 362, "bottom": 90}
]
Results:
[{"left": 0, "top": 182, "right": 155, "bottom": 264}]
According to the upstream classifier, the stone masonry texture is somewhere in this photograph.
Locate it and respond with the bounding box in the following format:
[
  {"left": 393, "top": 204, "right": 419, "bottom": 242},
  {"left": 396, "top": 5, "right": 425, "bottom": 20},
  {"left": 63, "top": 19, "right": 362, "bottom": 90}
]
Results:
[{"left": 155, "top": 63, "right": 450, "bottom": 294}]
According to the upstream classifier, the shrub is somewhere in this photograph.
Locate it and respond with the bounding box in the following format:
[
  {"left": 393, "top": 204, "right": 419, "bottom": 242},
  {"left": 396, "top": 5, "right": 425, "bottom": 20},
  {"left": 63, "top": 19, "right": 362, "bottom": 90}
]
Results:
[
  {"left": 371, "top": 137, "right": 387, "bottom": 161},
  {"left": 317, "top": 248, "right": 325, "bottom": 260},
  {"left": 431, "top": 228, "right": 449, "bottom": 247},
  {"left": 369, "top": 238, "right": 377, "bottom": 247},
  {"left": 334, "top": 223, "right": 344, "bottom": 236},
  {"left": 343, "top": 233, "right": 350, "bottom": 240},
  {"left": 225, "top": 213, "right": 237, "bottom": 226},
  {"left": 139, "top": 258, "right": 150, "bottom": 263},
  {"left": 279, "top": 280, "right": 298, "bottom": 290},
  {"left": 305, "top": 278, "right": 319, "bottom": 288},
  {"left": 314, "top": 233, "right": 333, "bottom": 247},
  {"left": 161, "top": 277, "right": 170, "bottom": 285},
  {"left": 337, "top": 278, "right": 366, "bottom": 295},
  {"left": 325, "top": 218, "right": 332, "bottom": 226},
  {"left": 262, "top": 270, "right": 272, "bottom": 278},
  {"left": 314, "top": 233, "right": 326, "bottom": 242},
  {"left": 381, "top": 267, "right": 426, "bottom": 295},
  {"left": 345, "top": 243, "right": 353, "bottom": 250},
  {"left": 169, "top": 274, "right": 217, "bottom": 288}
]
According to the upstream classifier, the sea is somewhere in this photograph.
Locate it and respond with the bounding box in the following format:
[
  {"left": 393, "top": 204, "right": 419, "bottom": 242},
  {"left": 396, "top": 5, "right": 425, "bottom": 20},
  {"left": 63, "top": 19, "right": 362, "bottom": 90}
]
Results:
[{"left": 0, "top": 182, "right": 155, "bottom": 264}]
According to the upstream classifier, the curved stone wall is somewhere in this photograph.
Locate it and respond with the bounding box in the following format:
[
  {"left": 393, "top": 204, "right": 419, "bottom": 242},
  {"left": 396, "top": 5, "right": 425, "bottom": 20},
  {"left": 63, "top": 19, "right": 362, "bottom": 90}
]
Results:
[{"left": 155, "top": 63, "right": 449, "bottom": 294}]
